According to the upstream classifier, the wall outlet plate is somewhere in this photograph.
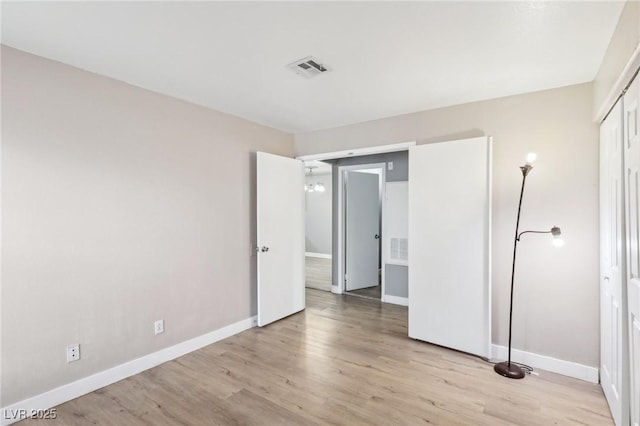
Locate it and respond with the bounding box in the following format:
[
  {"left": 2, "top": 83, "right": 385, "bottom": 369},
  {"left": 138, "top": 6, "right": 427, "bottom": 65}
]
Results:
[
  {"left": 66, "top": 344, "right": 80, "bottom": 362},
  {"left": 154, "top": 319, "right": 164, "bottom": 335}
]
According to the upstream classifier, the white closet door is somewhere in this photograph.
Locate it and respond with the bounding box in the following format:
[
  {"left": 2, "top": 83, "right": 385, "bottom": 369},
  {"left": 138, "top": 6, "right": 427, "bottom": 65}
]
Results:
[
  {"left": 408, "top": 137, "right": 491, "bottom": 359},
  {"left": 600, "top": 98, "right": 629, "bottom": 426},
  {"left": 256, "top": 152, "right": 305, "bottom": 327},
  {"left": 625, "top": 75, "right": 640, "bottom": 426}
]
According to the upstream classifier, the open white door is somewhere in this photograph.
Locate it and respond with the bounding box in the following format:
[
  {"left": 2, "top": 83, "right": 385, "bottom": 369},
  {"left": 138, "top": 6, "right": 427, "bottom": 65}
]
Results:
[
  {"left": 345, "top": 171, "right": 380, "bottom": 291},
  {"left": 408, "top": 137, "right": 491, "bottom": 359},
  {"left": 256, "top": 152, "right": 305, "bottom": 327}
]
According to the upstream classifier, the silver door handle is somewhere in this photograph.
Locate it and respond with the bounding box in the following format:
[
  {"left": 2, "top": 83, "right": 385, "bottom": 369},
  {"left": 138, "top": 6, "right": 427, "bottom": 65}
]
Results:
[{"left": 261, "top": 246, "right": 270, "bottom": 252}]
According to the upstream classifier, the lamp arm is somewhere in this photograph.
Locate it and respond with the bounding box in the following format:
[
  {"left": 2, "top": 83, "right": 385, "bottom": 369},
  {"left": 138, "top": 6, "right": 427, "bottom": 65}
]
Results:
[{"left": 516, "top": 230, "right": 551, "bottom": 241}]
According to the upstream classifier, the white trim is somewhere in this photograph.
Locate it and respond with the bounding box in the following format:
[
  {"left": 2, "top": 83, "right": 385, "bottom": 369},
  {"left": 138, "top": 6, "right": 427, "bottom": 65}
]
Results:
[
  {"left": 383, "top": 295, "right": 408, "bottom": 306},
  {"left": 486, "top": 137, "right": 493, "bottom": 359},
  {"left": 491, "top": 344, "right": 599, "bottom": 384},
  {"left": 337, "top": 163, "right": 386, "bottom": 299},
  {"left": 331, "top": 285, "right": 342, "bottom": 294},
  {"left": 385, "top": 260, "right": 408, "bottom": 266},
  {"left": 595, "top": 42, "right": 640, "bottom": 123},
  {"left": 296, "top": 141, "right": 416, "bottom": 162},
  {"left": 305, "top": 252, "right": 332, "bottom": 259},
  {"left": 1, "top": 316, "right": 257, "bottom": 426}
]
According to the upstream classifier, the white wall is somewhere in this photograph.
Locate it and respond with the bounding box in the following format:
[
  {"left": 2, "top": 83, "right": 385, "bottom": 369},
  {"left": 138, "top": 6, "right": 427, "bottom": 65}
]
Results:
[
  {"left": 296, "top": 83, "right": 600, "bottom": 368},
  {"left": 305, "top": 172, "right": 332, "bottom": 255},
  {"left": 1, "top": 46, "right": 294, "bottom": 406}
]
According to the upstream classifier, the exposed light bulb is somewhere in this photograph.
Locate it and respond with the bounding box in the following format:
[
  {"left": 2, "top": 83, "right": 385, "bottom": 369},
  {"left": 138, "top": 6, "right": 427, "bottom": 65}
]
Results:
[
  {"left": 526, "top": 152, "right": 537, "bottom": 165},
  {"left": 550, "top": 226, "right": 563, "bottom": 247}
]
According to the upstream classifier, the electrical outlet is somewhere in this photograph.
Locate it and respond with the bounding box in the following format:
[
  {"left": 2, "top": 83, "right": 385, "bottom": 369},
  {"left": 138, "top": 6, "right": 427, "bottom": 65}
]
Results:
[
  {"left": 66, "top": 344, "right": 80, "bottom": 362},
  {"left": 388, "top": 161, "right": 394, "bottom": 171},
  {"left": 154, "top": 319, "right": 164, "bottom": 335}
]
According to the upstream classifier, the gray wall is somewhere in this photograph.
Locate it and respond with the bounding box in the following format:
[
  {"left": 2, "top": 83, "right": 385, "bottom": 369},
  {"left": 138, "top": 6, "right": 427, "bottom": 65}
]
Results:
[
  {"left": 1, "top": 46, "right": 294, "bottom": 406},
  {"left": 327, "top": 151, "right": 408, "bottom": 181},
  {"left": 385, "top": 265, "right": 408, "bottom": 298},
  {"left": 325, "top": 151, "right": 408, "bottom": 298},
  {"left": 305, "top": 172, "right": 332, "bottom": 255}
]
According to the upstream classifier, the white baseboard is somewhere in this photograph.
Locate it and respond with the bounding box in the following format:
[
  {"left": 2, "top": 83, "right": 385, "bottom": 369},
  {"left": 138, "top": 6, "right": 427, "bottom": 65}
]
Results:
[
  {"left": 1, "top": 316, "right": 257, "bottom": 426},
  {"left": 491, "top": 344, "right": 599, "bottom": 384},
  {"left": 383, "top": 295, "right": 409, "bottom": 306},
  {"left": 331, "top": 285, "right": 342, "bottom": 294},
  {"left": 305, "top": 252, "right": 332, "bottom": 259}
]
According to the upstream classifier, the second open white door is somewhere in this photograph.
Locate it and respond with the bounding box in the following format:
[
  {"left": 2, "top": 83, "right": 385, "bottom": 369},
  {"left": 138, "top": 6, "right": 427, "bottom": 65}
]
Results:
[{"left": 408, "top": 137, "right": 491, "bottom": 359}]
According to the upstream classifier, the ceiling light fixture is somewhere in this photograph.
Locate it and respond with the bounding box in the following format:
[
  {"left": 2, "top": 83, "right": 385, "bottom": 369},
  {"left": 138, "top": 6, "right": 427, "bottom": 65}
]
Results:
[{"left": 305, "top": 166, "right": 325, "bottom": 193}]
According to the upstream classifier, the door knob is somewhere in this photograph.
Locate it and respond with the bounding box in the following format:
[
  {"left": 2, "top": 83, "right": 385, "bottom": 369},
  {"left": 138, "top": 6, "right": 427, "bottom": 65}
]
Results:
[
  {"left": 374, "top": 234, "right": 380, "bottom": 239},
  {"left": 261, "top": 246, "right": 270, "bottom": 252}
]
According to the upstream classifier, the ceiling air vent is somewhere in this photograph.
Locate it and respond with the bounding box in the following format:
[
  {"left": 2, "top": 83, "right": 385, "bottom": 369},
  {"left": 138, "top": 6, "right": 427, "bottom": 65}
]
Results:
[{"left": 286, "top": 56, "right": 331, "bottom": 79}]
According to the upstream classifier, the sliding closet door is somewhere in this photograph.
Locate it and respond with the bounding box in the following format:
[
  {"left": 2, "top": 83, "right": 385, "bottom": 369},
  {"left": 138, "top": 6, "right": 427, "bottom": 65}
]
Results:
[
  {"left": 625, "top": 76, "right": 640, "bottom": 426},
  {"left": 600, "top": 98, "right": 629, "bottom": 426},
  {"left": 408, "top": 137, "right": 491, "bottom": 359}
]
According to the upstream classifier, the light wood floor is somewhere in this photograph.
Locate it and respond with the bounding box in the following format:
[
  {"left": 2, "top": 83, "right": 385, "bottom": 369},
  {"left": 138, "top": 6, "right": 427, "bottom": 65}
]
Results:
[
  {"left": 305, "top": 256, "right": 332, "bottom": 291},
  {"left": 306, "top": 256, "right": 382, "bottom": 301},
  {"left": 346, "top": 284, "right": 381, "bottom": 300},
  {"left": 23, "top": 290, "right": 613, "bottom": 425}
]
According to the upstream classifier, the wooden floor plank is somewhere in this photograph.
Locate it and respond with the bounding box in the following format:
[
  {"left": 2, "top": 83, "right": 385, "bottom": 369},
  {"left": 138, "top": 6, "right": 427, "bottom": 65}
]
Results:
[
  {"left": 21, "top": 289, "right": 612, "bottom": 425},
  {"left": 305, "top": 257, "right": 331, "bottom": 291}
]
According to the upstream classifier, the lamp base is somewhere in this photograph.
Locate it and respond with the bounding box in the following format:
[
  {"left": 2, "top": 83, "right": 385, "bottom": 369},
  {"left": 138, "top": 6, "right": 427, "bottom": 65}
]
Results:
[{"left": 494, "top": 361, "right": 525, "bottom": 379}]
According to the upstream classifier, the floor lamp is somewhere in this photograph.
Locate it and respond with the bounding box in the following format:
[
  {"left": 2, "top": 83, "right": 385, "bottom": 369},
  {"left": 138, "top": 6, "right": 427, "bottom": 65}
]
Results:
[{"left": 494, "top": 153, "right": 564, "bottom": 379}]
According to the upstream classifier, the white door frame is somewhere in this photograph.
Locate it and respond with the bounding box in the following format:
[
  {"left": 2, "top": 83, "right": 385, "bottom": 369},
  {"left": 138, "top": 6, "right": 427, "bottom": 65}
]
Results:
[
  {"left": 296, "top": 141, "right": 415, "bottom": 301},
  {"left": 297, "top": 141, "right": 416, "bottom": 162},
  {"left": 337, "top": 163, "right": 386, "bottom": 299}
]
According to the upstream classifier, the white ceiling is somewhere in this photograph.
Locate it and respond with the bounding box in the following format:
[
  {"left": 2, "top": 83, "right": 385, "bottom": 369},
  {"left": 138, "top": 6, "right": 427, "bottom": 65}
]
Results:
[{"left": 1, "top": 1, "right": 626, "bottom": 134}]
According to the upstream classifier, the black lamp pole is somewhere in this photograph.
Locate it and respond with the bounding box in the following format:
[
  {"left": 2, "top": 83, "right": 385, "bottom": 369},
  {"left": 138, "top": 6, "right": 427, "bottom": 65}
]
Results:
[
  {"left": 494, "top": 163, "right": 532, "bottom": 379},
  {"left": 494, "top": 160, "right": 562, "bottom": 379}
]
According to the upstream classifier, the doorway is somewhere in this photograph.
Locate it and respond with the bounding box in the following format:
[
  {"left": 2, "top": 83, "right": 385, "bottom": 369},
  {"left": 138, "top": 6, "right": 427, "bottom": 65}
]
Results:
[
  {"left": 304, "top": 161, "right": 332, "bottom": 292},
  {"left": 339, "top": 163, "right": 385, "bottom": 300}
]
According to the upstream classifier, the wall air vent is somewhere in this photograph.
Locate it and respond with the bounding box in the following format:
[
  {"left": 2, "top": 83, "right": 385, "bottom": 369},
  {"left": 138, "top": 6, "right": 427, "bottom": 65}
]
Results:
[{"left": 286, "top": 56, "right": 331, "bottom": 79}]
